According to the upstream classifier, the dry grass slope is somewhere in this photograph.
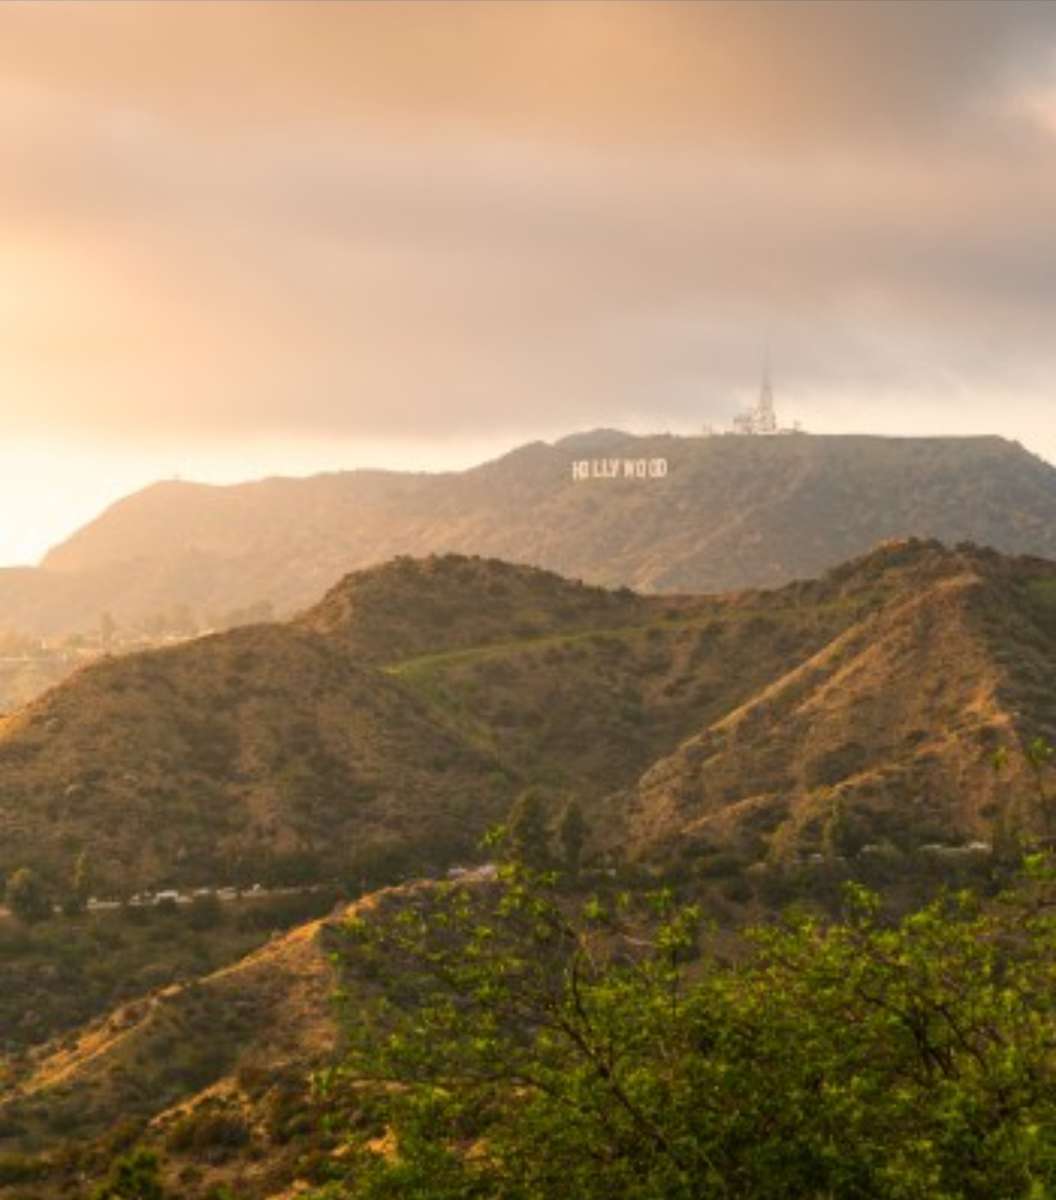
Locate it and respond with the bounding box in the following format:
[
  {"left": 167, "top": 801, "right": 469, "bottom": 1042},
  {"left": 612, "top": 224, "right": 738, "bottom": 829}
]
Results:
[{"left": 622, "top": 541, "right": 1056, "bottom": 868}]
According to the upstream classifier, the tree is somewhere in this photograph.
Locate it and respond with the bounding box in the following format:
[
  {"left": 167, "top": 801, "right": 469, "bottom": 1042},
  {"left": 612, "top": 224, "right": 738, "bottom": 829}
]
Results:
[
  {"left": 506, "top": 788, "right": 551, "bottom": 869},
  {"left": 319, "top": 859, "right": 1056, "bottom": 1199},
  {"left": 558, "top": 797, "right": 587, "bottom": 878},
  {"left": 5, "top": 867, "right": 52, "bottom": 925},
  {"left": 91, "top": 1149, "right": 166, "bottom": 1200}
]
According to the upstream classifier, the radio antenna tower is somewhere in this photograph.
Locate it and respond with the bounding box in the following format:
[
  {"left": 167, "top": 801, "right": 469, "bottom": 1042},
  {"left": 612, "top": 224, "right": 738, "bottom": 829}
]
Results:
[{"left": 756, "top": 354, "right": 777, "bottom": 434}]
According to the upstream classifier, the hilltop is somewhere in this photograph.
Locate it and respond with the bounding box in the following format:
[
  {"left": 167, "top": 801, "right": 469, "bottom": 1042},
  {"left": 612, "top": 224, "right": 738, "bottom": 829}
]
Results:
[{"left": 5, "top": 432, "right": 1056, "bottom": 642}]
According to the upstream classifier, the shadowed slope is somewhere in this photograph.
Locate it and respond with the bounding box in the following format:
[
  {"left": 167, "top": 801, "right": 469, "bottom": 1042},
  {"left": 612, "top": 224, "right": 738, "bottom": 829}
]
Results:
[{"left": 0, "top": 617, "right": 508, "bottom": 895}]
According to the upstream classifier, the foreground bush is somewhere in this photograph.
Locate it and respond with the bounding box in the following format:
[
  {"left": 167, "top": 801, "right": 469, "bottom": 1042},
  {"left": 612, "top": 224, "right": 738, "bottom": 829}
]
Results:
[{"left": 316, "top": 860, "right": 1056, "bottom": 1200}]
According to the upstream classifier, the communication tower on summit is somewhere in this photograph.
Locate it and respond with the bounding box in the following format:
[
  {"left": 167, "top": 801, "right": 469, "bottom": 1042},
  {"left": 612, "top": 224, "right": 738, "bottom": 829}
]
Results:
[
  {"left": 726, "top": 363, "right": 801, "bottom": 436},
  {"left": 755, "top": 366, "right": 778, "bottom": 435}
]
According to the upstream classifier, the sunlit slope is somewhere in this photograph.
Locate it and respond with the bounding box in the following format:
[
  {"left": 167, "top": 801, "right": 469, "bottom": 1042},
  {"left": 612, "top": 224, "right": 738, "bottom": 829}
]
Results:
[
  {"left": 6, "top": 433, "right": 1056, "bottom": 636},
  {"left": 0, "top": 881, "right": 502, "bottom": 1198},
  {"left": 0, "top": 899, "right": 343, "bottom": 1162},
  {"left": 620, "top": 541, "right": 1056, "bottom": 865}
]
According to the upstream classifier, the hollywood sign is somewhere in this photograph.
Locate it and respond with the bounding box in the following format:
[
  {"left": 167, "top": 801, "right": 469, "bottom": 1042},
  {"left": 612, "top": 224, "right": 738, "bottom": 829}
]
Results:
[{"left": 572, "top": 457, "right": 669, "bottom": 482}]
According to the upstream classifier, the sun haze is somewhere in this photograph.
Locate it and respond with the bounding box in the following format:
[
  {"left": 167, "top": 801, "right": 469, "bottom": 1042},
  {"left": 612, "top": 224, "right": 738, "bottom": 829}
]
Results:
[{"left": 3, "top": 1, "right": 1056, "bottom": 562}]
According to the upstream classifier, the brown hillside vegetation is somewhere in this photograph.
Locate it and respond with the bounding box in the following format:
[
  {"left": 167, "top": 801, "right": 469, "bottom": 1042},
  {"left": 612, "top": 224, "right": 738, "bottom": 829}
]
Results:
[
  {"left": 4, "top": 433, "right": 1056, "bottom": 640},
  {"left": 0, "top": 618, "right": 504, "bottom": 890},
  {"left": 0, "top": 895, "right": 345, "bottom": 1183},
  {"left": 0, "top": 567, "right": 529, "bottom": 899},
  {"left": 4, "top": 545, "right": 1056, "bottom": 909},
  {"left": 0, "top": 882, "right": 471, "bottom": 1199},
  {"left": 620, "top": 539, "right": 1056, "bottom": 872},
  {"left": 0, "top": 556, "right": 674, "bottom": 899},
  {"left": 0, "top": 551, "right": 907, "bottom": 902}
]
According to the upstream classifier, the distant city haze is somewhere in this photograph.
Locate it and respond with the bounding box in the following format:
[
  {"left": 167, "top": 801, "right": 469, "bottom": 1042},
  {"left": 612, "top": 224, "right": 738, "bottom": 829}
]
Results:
[{"left": 3, "top": 1, "right": 1056, "bottom": 564}]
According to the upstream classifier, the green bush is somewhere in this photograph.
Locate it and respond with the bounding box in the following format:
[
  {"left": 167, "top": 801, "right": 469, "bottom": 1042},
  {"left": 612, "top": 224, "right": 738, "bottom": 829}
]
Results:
[{"left": 320, "top": 858, "right": 1056, "bottom": 1200}]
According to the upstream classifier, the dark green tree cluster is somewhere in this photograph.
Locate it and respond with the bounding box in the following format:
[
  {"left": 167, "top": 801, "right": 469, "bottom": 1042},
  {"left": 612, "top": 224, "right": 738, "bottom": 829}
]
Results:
[
  {"left": 316, "top": 858, "right": 1056, "bottom": 1200},
  {"left": 91, "top": 1149, "right": 166, "bottom": 1200},
  {"left": 4, "top": 866, "right": 52, "bottom": 925},
  {"left": 505, "top": 789, "right": 587, "bottom": 878}
]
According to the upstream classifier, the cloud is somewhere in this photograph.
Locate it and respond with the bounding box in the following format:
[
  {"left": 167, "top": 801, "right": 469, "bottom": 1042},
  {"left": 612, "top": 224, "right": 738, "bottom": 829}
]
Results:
[{"left": 1, "top": 1, "right": 1056, "bottom": 451}]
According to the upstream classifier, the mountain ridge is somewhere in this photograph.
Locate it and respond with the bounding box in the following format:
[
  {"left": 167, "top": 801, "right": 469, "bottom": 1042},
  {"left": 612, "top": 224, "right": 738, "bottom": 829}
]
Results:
[
  {"left": 4, "top": 432, "right": 1056, "bottom": 641},
  {"left": 2, "top": 541, "right": 1054, "bottom": 904}
]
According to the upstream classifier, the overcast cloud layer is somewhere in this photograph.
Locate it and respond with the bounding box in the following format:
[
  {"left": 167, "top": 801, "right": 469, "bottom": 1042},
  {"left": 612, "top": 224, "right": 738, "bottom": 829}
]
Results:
[{"left": 2, "top": 2, "right": 1056, "bottom": 560}]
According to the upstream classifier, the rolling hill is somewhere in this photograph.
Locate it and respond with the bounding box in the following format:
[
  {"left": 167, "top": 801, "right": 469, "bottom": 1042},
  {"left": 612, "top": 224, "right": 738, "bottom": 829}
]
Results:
[
  {"left": 0, "top": 545, "right": 949, "bottom": 904},
  {"left": 619, "top": 540, "right": 1056, "bottom": 870},
  {"left": 4, "top": 543, "right": 1056, "bottom": 1193},
  {"left": 0, "top": 555, "right": 658, "bottom": 899},
  {"left": 2, "top": 543, "right": 1055, "bottom": 908},
  {"left": 5, "top": 432, "right": 1056, "bottom": 641}
]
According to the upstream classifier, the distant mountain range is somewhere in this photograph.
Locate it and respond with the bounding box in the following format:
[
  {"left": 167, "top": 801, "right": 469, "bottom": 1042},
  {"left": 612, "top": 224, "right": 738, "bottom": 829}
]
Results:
[{"left": 5, "top": 431, "right": 1056, "bottom": 639}]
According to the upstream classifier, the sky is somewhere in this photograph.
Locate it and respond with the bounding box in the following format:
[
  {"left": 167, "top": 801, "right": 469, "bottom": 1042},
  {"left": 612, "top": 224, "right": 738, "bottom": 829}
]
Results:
[{"left": 3, "top": 1, "right": 1056, "bottom": 564}]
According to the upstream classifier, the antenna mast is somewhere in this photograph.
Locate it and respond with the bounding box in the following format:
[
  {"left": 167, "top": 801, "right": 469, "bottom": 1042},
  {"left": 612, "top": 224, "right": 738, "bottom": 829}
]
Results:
[{"left": 756, "top": 353, "right": 777, "bottom": 434}]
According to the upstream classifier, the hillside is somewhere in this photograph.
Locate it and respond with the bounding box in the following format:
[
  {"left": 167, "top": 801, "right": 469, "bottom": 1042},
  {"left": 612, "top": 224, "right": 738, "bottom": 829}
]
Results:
[
  {"left": 619, "top": 540, "right": 1056, "bottom": 873},
  {"left": 0, "top": 891, "right": 348, "bottom": 1185},
  {"left": 5, "top": 432, "right": 1056, "bottom": 640},
  {"left": 0, "top": 879, "right": 507, "bottom": 1198},
  {"left": 4, "top": 544, "right": 1056, "bottom": 1192},
  {"left": 5, "top": 543, "right": 1056, "bottom": 909},
  {"left": 0, "top": 549, "right": 921, "bottom": 904},
  {"left": 1, "top": 556, "right": 655, "bottom": 899}
]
